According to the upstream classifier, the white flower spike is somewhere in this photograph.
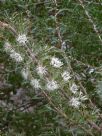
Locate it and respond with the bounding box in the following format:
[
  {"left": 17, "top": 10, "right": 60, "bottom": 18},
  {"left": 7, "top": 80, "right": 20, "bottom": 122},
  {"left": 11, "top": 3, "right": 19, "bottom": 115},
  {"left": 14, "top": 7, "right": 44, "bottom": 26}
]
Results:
[
  {"left": 46, "top": 80, "right": 59, "bottom": 91},
  {"left": 50, "top": 57, "right": 63, "bottom": 68}
]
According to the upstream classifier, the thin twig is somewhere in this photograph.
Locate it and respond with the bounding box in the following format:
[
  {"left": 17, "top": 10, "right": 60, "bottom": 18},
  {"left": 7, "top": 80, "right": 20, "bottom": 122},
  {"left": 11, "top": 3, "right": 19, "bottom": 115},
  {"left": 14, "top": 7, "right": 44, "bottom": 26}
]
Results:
[{"left": 0, "top": 21, "right": 17, "bottom": 36}]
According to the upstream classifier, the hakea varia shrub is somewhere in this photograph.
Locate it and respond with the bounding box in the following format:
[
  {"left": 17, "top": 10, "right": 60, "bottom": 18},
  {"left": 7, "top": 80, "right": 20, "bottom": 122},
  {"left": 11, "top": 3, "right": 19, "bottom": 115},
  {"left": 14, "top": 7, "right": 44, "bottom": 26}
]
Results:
[
  {"left": 0, "top": 0, "right": 102, "bottom": 134},
  {"left": 1, "top": 15, "right": 102, "bottom": 134},
  {"left": 3, "top": 33, "right": 88, "bottom": 109}
]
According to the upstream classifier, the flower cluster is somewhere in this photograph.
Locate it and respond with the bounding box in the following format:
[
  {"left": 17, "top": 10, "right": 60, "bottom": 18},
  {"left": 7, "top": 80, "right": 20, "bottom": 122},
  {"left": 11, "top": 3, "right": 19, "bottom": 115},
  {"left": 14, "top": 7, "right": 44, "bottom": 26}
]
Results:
[
  {"left": 70, "top": 93, "right": 88, "bottom": 108},
  {"left": 70, "top": 91, "right": 88, "bottom": 108},
  {"left": 16, "top": 34, "right": 28, "bottom": 44},
  {"left": 4, "top": 41, "right": 88, "bottom": 109},
  {"left": 10, "top": 51, "right": 23, "bottom": 62},
  {"left": 30, "top": 79, "right": 41, "bottom": 89},
  {"left": 69, "top": 83, "right": 87, "bottom": 108},
  {"left": 70, "top": 97, "right": 81, "bottom": 108},
  {"left": 46, "top": 80, "right": 59, "bottom": 91},
  {"left": 50, "top": 57, "right": 63, "bottom": 68},
  {"left": 36, "top": 65, "right": 47, "bottom": 76}
]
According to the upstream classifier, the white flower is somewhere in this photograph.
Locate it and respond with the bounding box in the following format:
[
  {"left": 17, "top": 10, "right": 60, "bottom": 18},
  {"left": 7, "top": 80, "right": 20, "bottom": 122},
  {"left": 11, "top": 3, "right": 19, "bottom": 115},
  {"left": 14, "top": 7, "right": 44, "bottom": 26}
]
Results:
[
  {"left": 4, "top": 42, "right": 13, "bottom": 52},
  {"left": 50, "top": 57, "right": 63, "bottom": 68},
  {"left": 70, "top": 97, "right": 81, "bottom": 108},
  {"left": 36, "top": 65, "right": 47, "bottom": 76},
  {"left": 61, "top": 71, "right": 71, "bottom": 81},
  {"left": 4, "top": 42, "right": 23, "bottom": 62},
  {"left": 46, "top": 80, "right": 59, "bottom": 91},
  {"left": 16, "top": 34, "right": 28, "bottom": 44},
  {"left": 30, "top": 79, "right": 41, "bottom": 89},
  {"left": 21, "top": 68, "right": 29, "bottom": 80},
  {"left": 70, "top": 83, "right": 79, "bottom": 94},
  {"left": 10, "top": 51, "right": 23, "bottom": 62},
  {"left": 70, "top": 92, "right": 87, "bottom": 108}
]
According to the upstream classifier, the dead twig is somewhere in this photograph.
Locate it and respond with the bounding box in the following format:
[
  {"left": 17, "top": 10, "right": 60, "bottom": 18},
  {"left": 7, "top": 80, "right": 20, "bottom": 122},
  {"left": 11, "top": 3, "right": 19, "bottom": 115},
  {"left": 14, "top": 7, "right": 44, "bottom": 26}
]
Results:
[{"left": 0, "top": 21, "right": 17, "bottom": 36}]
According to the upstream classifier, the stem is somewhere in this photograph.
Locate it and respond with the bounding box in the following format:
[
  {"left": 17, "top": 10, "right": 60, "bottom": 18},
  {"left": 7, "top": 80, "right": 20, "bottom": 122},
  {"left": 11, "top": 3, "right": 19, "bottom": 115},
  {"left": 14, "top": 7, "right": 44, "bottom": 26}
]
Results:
[{"left": 0, "top": 21, "right": 17, "bottom": 36}]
